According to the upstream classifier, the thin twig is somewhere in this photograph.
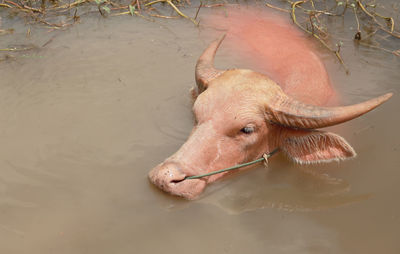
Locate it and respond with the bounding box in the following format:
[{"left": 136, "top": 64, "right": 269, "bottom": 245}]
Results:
[
  {"left": 0, "top": 46, "right": 35, "bottom": 51},
  {"left": 194, "top": 2, "right": 202, "bottom": 20},
  {"left": 203, "top": 4, "right": 225, "bottom": 8},
  {"left": 50, "top": 0, "right": 92, "bottom": 10},
  {"left": 265, "top": 2, "right": 290, "bottom": 13},
  {"left": 144, "top": 0, "right": 165, "bottom": 7},
  {"left": 148, "top": 13, "right": 178, "bottom": 18},
  {"left": 144, "top": 0, "right": 197, "bottom": 25},
  {"left": 136, "top": 0, "right": 141, "bottom": 11},
  {"left": 356, "top": 0, "right": 400, "bottom": 39},
  {"left": 0, "top": 3, "right": 12, "bottom": 8},
  {"left": 166, "top": 0, "right": 198, "bottom": 25},
  {"left": 353, "top": 6, "right": 361, "bottom": 40},
  {"left": 291, "top": 1, "right": 349, "bottom": 73}
]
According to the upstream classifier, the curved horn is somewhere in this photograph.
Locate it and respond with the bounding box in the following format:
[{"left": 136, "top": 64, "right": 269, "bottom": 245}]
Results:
[
  {"left": 266, "top": 92, "right": 393, "bottom": 129},
  {"left": 195, "top": 34, "right": 226, "bottom": 92}
]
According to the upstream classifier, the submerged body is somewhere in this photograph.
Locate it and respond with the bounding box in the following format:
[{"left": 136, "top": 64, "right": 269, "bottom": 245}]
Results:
[
  {"left": 202, "top": 7, "right": 335, "bottom": 106},
  {"left": 149, "top": 7, "right": 392, "bottom": 199}
]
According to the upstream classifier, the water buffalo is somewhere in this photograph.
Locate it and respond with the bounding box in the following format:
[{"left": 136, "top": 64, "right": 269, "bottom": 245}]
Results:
[{"left": 149, "top": 13, "right": 392, "bottom": 200}]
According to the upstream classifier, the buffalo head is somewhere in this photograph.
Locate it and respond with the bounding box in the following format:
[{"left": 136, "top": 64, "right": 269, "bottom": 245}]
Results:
[{"left": 149, "top": 35, "right": 392, "bottom": 200}]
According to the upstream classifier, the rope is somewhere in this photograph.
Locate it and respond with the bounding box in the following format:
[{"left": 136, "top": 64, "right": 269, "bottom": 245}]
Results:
[{"left": 184, "top": 148, "right": 279, "bottom": 180}]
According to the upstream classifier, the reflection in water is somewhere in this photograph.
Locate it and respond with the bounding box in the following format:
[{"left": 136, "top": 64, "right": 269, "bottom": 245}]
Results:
[
  {"left": 199, "top": 158, "right": 372, "bottom": 214},
  {"left": 0, "top": 2, "right": 399, "bottom": 254}
]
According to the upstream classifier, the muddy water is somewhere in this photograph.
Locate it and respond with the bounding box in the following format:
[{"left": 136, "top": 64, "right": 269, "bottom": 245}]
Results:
[{"left": 1, "top": 3, "right": 399, "bottom": 254}]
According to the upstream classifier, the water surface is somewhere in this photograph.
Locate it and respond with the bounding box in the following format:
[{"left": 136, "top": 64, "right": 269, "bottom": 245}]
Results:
[{"left": 0, "top": 2, "right": 399, "bottom": 253}]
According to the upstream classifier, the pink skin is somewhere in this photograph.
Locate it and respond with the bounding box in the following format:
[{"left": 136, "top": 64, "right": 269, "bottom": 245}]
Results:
[
  {"left": 148, "top": 7, "right": 392, "bottom": 200},
  {"left": 149, "top": 74, "right": 278, "bottom": 199},
  {"left": 202, "top": 6, "right": 336, "bottom": 106}
]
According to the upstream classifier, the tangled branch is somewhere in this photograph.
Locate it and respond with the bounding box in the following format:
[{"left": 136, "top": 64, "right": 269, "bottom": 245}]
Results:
[{"left": 266, "top": 0, "right": 400, "bottom": 73}]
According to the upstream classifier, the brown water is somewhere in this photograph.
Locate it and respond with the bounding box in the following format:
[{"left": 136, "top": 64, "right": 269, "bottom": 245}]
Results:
[{"left": 1, "top": 2, "right": 399, "bottom": 254}]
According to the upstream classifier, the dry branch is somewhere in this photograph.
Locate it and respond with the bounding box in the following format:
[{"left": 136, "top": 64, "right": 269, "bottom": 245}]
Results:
[
  {"left": 291, "top": 0, "right": 349, "bottom": 73},
  {"left": 266, "top": 0, "right": 399, "bottom": 72}
]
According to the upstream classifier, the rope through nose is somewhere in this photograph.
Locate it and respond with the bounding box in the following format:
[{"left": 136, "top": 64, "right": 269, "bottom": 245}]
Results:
[{"left": 184, "top": 148, "right": 279, "bottom": 180}]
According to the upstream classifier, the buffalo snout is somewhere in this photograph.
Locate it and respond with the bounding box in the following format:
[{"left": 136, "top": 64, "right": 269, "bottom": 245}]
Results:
[{"left": 149, "top": 162, "right": 207, "bottom": 200}]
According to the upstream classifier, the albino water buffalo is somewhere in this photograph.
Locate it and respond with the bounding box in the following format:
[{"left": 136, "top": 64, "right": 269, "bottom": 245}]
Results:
[
  {"left": 149, "top": 7, "right": 392, "bottom": 199},
  {"left": 148, "top": 34, "right": 391, "bottom": 199}
]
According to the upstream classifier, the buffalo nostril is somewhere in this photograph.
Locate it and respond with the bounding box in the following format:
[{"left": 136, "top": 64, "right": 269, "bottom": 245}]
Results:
[
  {"left": 170, "top": 178, "right": 185, "bottom": 184},
  {"left": 169, "top": 173, "right": 186, "bottom": 184}
]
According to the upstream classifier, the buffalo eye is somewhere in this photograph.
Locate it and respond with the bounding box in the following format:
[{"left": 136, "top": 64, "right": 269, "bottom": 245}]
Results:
[{"left": 240, "top": 126, "right": 255, "bottom": 134}]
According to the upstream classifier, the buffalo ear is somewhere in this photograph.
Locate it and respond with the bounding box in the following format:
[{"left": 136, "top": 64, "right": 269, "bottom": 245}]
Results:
[{"left": 280, "top": 130, "right": 356, "bottom": 164}]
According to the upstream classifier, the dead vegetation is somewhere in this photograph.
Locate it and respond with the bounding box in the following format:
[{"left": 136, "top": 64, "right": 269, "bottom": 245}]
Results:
[
  {"left": 0, "top": 0, "right": 399, "bottom": 67},
  {"left": 0, "top": 0, "right": 201, "bottom": 30},
  {"left": 266, "top": 0, "right": 400, "bottom": 73}
]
